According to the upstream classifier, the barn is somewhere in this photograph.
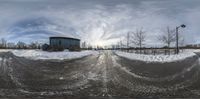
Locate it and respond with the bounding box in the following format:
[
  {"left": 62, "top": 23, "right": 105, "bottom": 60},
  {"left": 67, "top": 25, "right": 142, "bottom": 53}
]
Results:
[{"left": 49, "top": 37, "right": 80, "bottom": 51}]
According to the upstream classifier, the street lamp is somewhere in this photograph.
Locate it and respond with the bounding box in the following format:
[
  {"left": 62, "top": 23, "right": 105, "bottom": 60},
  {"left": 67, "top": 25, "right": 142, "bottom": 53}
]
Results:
[{"left": 176, "top": 24, "right": 186, "bottom": 54}]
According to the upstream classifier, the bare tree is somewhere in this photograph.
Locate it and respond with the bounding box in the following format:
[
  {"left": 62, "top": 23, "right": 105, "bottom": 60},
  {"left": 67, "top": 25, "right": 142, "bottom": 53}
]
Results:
[
  {"left": 7, "top": 42, "right": 16, "bottom": 49},
  {"left": 126, "top": 31, "right": 133, "bottom": 52},
  {"left": 29, "top": 42, "right": 37, "bottom": 49},
  {"left": 0, "top": 38, "right": 7, "bottom": 48},
  {"left": 81, "top": 41, "right": 87, "bottom": 49},
  {"left": 130, "top": 28, "right": 146, "bottom": 54},
  {"left": 179, "top": 34, "right": 185, "bottom": 47},
  {"left": 126, "top": 32, "right": 130, "bottom": 49},
  {"left": 178, "top": 34, "right": 185, "bottom": 53},
  {"left": 17, "top": 41, "right": 27, "bottom": 49},
  {"left": 158, "top": 27, "right": 176, "bottom": 48}
]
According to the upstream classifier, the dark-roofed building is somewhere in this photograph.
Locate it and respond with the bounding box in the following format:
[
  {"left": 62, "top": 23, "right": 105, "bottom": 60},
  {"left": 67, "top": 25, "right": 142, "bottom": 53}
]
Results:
[{"left": 49, "top": 37, "right": 80, "bottom": 51}]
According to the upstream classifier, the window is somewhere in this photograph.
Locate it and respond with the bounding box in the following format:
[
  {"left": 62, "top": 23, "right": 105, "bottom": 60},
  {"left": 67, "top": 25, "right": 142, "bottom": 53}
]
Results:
[{"left": 59, "top": 40, "right": 61, "bottom": 45}]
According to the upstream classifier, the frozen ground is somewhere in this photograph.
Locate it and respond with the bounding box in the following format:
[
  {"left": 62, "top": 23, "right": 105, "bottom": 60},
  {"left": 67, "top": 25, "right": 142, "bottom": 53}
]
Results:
[
  {"left": 0, "top": 49, "right": 99, "bottom": 60},
  {"left": 0, "top": 50, "right": 200, "bottom": 98},
  {"left": 115, "top": 49, "right": 200, "bottom": 63}
]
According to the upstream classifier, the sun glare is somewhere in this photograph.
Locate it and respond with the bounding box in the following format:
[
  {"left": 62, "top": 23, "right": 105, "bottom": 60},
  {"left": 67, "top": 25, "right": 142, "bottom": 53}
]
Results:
[{"left": 94, "top": 41, "right": 104, "bottom": 47}]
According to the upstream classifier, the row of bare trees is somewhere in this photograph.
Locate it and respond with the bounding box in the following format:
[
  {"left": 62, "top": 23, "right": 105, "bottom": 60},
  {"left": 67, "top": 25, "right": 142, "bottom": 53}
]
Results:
[
  {"left": 158, "top": 27, "right": 175, "bottom": 48},
  {"left": 126, "top": 28, "right": 146, "bottom": 54},
  {"left": 0, "top": 38, "right": 42, "bottom": 49},
  {"left": 118, "top": 27, "right": 185, "bottom": 54}
]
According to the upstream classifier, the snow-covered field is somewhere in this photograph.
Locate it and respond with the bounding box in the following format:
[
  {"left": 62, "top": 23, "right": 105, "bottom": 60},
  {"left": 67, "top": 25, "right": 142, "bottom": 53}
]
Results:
[
  {"left": 115, "top": 49, "right": 200, "bottom": 63},
  {"left": 0, "top": 49, "right": 199, "bottom": 62},
  {"left": 0, "top": 49, "right": 99, "bottom": 60}
]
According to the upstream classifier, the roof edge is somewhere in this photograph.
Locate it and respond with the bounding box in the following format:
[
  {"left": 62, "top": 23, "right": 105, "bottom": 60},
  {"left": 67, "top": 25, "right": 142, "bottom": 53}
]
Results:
[{"left": 50, "top": 37, "right": 80, "bottom": 41}]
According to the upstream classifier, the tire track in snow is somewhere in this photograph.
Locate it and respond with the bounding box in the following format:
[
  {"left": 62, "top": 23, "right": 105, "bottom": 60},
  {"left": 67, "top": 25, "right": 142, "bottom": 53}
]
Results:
[
  {"left": 112, "top": 55, "right": 199, "bottom": 82},
  {"left": 111, "top": 52, "right": 200, "bottom": 94},
  {"left": 0, "top": 51, "right": 200, "bottom": 97}
]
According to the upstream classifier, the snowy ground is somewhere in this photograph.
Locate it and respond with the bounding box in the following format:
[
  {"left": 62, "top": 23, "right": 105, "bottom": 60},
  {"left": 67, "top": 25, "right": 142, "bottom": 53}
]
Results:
[
  {"left": 0, "top": 49, "right": 199, "bottom": 62},
  {"left": 0, "top": 49, "right": 99, "bottom": 60},
  {"left": 0, "top": 50, "right": 199, "bottom": 98},
  {"left": 115, "top": 49, "right": 200, "bottom": 63}
]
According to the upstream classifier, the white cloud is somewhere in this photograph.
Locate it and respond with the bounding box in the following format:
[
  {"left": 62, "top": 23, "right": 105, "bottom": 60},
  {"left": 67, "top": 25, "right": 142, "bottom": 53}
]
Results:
[{"left": 0, "top": 0, "right": 199, "bottom": 46}]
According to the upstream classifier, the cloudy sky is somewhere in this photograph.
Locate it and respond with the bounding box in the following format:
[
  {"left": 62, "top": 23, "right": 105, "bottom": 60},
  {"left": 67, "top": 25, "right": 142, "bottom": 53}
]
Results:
[{"left": 0, "top": 0, "right": 200, "bottom": 46}]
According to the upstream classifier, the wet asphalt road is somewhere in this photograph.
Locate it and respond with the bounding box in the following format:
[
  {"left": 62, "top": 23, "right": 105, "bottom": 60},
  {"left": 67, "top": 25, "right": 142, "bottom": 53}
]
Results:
[{"left": 0, "top": 51, "right": 200, "bottom": 98}]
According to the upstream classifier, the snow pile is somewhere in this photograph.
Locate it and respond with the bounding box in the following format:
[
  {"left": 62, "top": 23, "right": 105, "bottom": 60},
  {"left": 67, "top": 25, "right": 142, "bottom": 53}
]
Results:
[
  {"left": 10, "top": 50, "right": 98, "bottom": 60},
  {"left": 0, "top": 49, "right": 12, "bottom": 52},
  {"left": 188, "top": 49, "right": 200, "bottom": 53},
  {"left": 115, "top": 50, "right": 197, "bottom": 63}
]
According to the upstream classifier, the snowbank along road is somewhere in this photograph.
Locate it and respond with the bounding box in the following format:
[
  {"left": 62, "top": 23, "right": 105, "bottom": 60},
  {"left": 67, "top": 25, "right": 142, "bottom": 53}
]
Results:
[{"left": 0, "top": 51, "right": 200, "bottom": 98}]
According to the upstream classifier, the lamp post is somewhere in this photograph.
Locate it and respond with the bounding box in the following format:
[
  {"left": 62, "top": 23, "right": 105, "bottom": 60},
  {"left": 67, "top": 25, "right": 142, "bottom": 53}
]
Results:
[{"left": 176, "top": 24, "right": 186, "bottom": 54}]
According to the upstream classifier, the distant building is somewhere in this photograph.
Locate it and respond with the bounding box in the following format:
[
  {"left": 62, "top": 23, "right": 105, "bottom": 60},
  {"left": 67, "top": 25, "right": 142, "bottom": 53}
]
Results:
[{"left": 49, "top": 37, "right": 80, "bottom": 51}]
